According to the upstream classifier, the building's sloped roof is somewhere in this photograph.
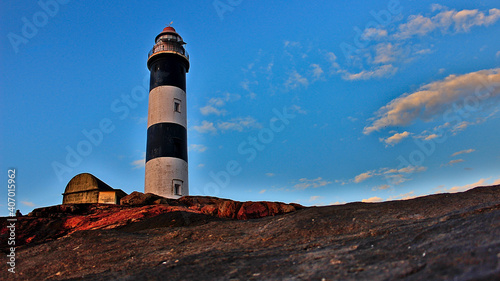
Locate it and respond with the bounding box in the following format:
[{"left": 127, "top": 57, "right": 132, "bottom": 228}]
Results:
[{"left": 63, "top": 173, "right": 114, "bottom": 195}]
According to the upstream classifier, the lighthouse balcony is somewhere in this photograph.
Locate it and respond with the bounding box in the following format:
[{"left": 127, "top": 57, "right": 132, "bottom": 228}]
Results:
[{"left": 148, "top": 43, "right": 189, "bottom": 61}]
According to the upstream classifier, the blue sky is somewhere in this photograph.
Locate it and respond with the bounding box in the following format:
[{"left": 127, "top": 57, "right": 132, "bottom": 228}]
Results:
[{"left": 1, "top": 0, "right": 500, "bottom": 216}]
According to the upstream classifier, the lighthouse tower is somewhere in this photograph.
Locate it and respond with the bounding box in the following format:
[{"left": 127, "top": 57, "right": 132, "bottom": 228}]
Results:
[{"left": 145, "top": 26, "right": 189, "bottom": 198}]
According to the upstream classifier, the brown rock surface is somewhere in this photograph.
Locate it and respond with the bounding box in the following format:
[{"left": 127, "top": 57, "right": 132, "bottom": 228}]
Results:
[
  {"left": 120, "top": 191, "right": 168, "bottom": 205},
  {"left": 0, "top": 195, "right": 301, "bottom": 250},
  {"left": 1, "top": 185, "right": 499, "bottom": 280}
]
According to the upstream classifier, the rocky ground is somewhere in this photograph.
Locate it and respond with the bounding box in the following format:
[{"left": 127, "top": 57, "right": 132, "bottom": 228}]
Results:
[{"left": 1, "top": 185, "right": 499, "bottom": 280}]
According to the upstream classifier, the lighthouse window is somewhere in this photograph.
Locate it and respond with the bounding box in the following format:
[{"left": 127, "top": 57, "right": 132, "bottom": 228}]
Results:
[
  {"left": 174, "top": 99, "right": 181, "bottom": 113},
  {"left": 173, "top": 180, "right": 183, "bottom": 195}
]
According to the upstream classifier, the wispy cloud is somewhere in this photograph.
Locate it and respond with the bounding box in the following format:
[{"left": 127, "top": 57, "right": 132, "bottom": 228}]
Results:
[
  {"left": 395, "top": 7, "right": 500, "bottom": 39},
  {"left": 284, "top": 70, "right": 309, "bottom": 90},
  {"left": 437, "top": 178, "right": 489, "bottom": 193},
  {"left": 346, "top": 165, "right": 427, "bottom": 186},
  {"left": 354, "top": 171, "right": 374, "bottom": 183},
  {"left": 217, "top": 116, "right": 261, "bottom": 132},
  {"left": 131, "top": 159, "right": 145, "bottom": 169},
  {"left": 442, "top": 159, "right": 465, "bottom": 167},
  {"left": 309, "top": 195, "right": 324, "bottom": 203},
  {"left": 189, "top": 144, "right": 208, "bottom": 153},
  {"left": 293, "top": 177, "right": 332, "bottom": 190},
  {"left": 330, "top": 201, "right": 347, "bottom": 206},
  {"left": 21, "top": 201, "right": 36, "bottom": 207},
  {"left": 364, "top": 68, "right": 500, "bottom": 134},
  {"left": 493, "top": 177, "right": 500, "bottom": 185},
  {"left": 200, "top": 93, "right": 240, "bottom": 116},
  {"left": 380, "top": 131, "right": 411, "bottom": 146},
  {"left": 423, "top": 134, "right": 440, "bottom": 140},
  {"left": 362, "top": 196, "right": 383, "bottom": 203},
  {"left": 310, "top": 64, "right": 324, "bottom": 80},
  {"left": 289, "top": 105, "right": 307, "bottom": 115},
  {"left": 386, "top": 191, "right": 417, "bottom": 201},
  {"left": 327, "top": 6, "right": 500, "bottom": 81},
  {"left": 451, "top": 149, "right": 475, "bottom": 157},
  {"left": 193, "top": 121, "right": 217, "bottom": 134},
  {"left": 372, "top": 184, "right": 391, "bottom": 191},
  {"left": 200, "top": 105, "right": 226, "bottom": 116},
  {"left": 131, "top": 152, "right": 146, "bottom": 169},
  {"left": 340, "top": 64, "right": 398, "bottom": 81},
  {"left": 265, "top": 173, "right": 275, "bottom": 177}
]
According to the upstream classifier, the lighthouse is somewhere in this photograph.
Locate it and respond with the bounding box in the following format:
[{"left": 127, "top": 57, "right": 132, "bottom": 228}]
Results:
[{"left": 145, "top": 26, "right": 189, "bottom": 198}]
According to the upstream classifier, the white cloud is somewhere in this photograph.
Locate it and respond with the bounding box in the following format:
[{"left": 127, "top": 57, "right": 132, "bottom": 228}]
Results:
[
  {"left": 293, "top": 177, "right": 332, "bottom": 190},
  {"left": 193, "top": 121, "right": 217, "bottom": 134},
  {"left": 130, "top": 152, "right": 146, "bottom": 169},
  {"left": 325, "top": 7, "right": 500, "bottom": 82},
  {"left": 363, "top": 28, "right": 388, "bottom": 39},
  {"left": 372, "top": 184, "right": 391, "bottom": 191},
  {"left": 386, "top": 191, "right": 417, "bottom": 201},
  {"left": 310, "top": 64, "right": 324, "bottom": 79},
  {"left": 241, "top": 79, "right": 258, "bottom": 99},
  {"left": 309, "top": 196, "right": 324, "bottom": 202},
  {"left": 330, "top": 201, "right": 347, "bottom": 205},
  {"left": 200, "top": 105, "right": 226, "bottom": 116},
  {"left": 284, "top": 40, "right": 300, "bottom": 48},
  {"left": 439, "top": 178, "right": 489, "bottom": 193},
  {"left": 131, "top": 158, "right": 145, "bottom": 169},
  {"left": 492, "top": 177, "right": 500, "bottom": 185},
  {"left": 395, "top": 8, "right": 500, "bottom": 39},
  {"left": 136, "top": 116, "right": 148, "bottom": 123},
  {"left": 451, "top": 149, "right": 475, "bottom": 157},
  {"left": 347, "top": 165, "right": 426, "bottom": 186},
  {"left": 362, "top": 197, "right": 383, "bottom": 203},
  {"left": 380, "top": 131, "right": 411, "bottom": 146},
  {"left": 342, "top": 64, "right": 398, "bottom": 81},
  {"left": 189, "top": 144, "right": 208, "bottom": 153},
  {"left": 198, "top": 164, "right": 205, "bottom": 168},
  {"left": 199, "top": 93, "right": 240, "bottom": 116},
  {"left": 354, "top": 171, "right": 374, "bottom": 183},
  {"left": 259, "top": 189, "right": 267, "bottom": 194},
  {"left": 452, "top": 121, "right": 473, "bottom": 133},
  {"left": 265, "top": 173, "right": 275, "bottom": 177},
  {"left": 373, "top": 43, "right": 399, "bottom": 64},
  {"left": 327, "top": 52, "right": 341, "bottom": 69},
  {"left": 396, "top": 14, "right": 436, "bottom": 39},
  {"left": 423, "top": 134, "right": 439, "bottom": 140},
  {"left": 442, "top": 159, "right": 465, "bottom": 167},
  {"left": 363, "top": 68, "right": 500, "bottom": 134},
  {"left": 284, "top": 70, "right": 309, "bottom": 90},
  {"left": 21, "top": 201, "right": 36, "bottom": 207},
  {"left": 217, "top": 116, "right": 261, "bottom": 132},
  {"left": 386, "top": 166, "right": 427, "bottom": 174}
]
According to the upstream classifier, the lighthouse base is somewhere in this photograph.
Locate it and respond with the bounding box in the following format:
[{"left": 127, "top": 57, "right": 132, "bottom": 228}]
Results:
[{"left": 145, "top": 157, "right": 188, "bottom": 198}]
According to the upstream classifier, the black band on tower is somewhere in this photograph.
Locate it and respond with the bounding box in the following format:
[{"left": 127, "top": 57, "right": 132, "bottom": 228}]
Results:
[
  {"left": 148, "top": 54, "right": 187, "bottom": 92},
  {"left": 146, "top": 122, "right": 188, "bottom": 162}
]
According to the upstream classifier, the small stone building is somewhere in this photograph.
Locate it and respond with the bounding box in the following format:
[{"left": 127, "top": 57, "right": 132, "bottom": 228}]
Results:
[{"left": 62, "top": 173, "right": 127, "bottom": 204}]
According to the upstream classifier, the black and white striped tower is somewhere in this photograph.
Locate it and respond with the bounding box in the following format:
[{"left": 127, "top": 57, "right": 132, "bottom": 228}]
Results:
[{"left": 145, "top": 26, "right": 189, "bottom": 198}]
